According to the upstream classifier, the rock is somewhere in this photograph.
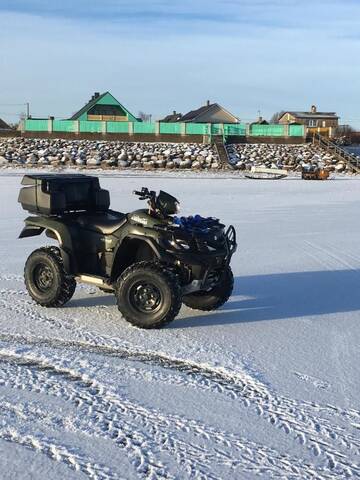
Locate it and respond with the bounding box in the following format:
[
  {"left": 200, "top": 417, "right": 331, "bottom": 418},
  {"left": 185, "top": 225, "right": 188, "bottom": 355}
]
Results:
[
  {"left": 1, "top": 137, "right": 349, "bottom": 174},
  {"left": 180, "top": 159, "right": 191, "bottom": 168},
  {"left": 87, "top": 157, "right": 100, "bottom": 166},
  {"left": 118, "top": 152, "right": 128, "bottom": 161},
  {"left": 144, "top": 161, "right": 155, "bottom": 170}
]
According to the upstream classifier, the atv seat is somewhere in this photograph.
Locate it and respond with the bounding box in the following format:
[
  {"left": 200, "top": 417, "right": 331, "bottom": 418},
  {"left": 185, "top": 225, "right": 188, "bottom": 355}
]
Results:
[{"left": 74, "top": 212, "right": 127, "bottom": 235}]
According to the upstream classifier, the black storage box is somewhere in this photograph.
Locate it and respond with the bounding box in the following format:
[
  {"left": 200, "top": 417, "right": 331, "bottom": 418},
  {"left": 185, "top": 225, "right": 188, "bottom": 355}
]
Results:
[{"left": 18, "top": 174, "right": 110, "bottom": 215}]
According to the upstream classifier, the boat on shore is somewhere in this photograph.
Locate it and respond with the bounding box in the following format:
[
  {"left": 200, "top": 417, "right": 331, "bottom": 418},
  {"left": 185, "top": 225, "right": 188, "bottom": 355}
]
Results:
[{"left": 245, "top": 166, "right": 288, "bottom": 180}]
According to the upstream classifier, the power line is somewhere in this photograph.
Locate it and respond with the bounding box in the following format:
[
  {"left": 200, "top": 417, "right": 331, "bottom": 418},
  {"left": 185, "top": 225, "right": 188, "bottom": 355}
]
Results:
[
  {"left": 0, "top": 103, "right": 28, "bottom": 106},
  {"left": 0, "top": 111, "right": 24, "bottom": 115}
]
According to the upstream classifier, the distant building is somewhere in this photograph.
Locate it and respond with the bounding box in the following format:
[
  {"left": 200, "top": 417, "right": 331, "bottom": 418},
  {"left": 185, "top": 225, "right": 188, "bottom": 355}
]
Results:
[
  {"left": 251, "top": 116, "right": 269, "bottom": 125},
  {"left": 70, "top": 92, "right": 138, "bottom": 122},
  {"left": 278, "top": 105, "right": 339, "bottom": 129},
  {"left": 0, "top": 118, "right": 12, "bottom": 130},
  {"left": 161, "top": 111, "right": 183, "bottom": 122},
  {"left": 160, "top": 101, "right": 239, "bottom": 124}
]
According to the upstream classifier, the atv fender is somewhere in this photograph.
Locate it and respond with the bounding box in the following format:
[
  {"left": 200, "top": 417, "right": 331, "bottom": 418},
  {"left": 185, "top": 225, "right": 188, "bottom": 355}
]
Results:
[
  {"left": 125, "top": 235, "right": 161, "bottom": 257},
  {"left": 110, "top": 235, "right": 161, "bottom": 281},
  {"left": 19, "top": 216, "right": 74, "bottom": 274}
]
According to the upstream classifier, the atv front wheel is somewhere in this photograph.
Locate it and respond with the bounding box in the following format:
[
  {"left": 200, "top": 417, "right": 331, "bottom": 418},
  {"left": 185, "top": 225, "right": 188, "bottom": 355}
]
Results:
[
  {"left": 183, "top": 266, "right": 234, "bottom": 311},
  {"left": 115, "top": 261, "right": 182, "bottom": 328},
  {"left": 24, "top": 247, "right": 76, "bottom": 307}
]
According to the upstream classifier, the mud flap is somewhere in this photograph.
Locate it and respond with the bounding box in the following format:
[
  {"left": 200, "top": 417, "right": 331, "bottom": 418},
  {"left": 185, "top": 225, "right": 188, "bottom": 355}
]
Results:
[{"left": 19, "top": 225, "right": 44, "bottom": 238}]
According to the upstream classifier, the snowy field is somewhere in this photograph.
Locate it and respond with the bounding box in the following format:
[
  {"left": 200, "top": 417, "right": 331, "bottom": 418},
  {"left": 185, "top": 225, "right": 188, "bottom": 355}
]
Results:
[{"left": 0, "top": 170, "right": 360, "bottom": 479}]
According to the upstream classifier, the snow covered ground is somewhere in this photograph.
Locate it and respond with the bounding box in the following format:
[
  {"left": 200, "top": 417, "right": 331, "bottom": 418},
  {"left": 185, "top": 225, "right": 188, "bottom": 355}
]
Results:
[{"left": 0, "top": 170, "right": 360, "bottom": 479}]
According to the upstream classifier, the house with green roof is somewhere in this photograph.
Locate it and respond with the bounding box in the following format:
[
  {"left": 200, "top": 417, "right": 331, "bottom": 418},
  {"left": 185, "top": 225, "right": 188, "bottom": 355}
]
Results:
[{"left": 69, "top": 92, "right": 139, "bottom": 122}]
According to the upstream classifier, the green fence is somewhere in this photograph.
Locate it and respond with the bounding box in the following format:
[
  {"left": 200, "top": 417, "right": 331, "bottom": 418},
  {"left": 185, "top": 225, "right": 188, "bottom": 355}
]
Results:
[
  {"left": 289, "top": 124, "right": 304, "bottom": 136},
  {"left": 160, "top": 123, "right": 182, "bottom": 135},
  {"left": 23, "top": 119, "right": 305, "bottom": 137},
  {"left": 185, "top": 123, "right": 208, "bottom": 135},
  {"left": 224, "top": 124, "right": 247, "bottom": 136},
  {"left": 79, "top": 121, "right": 103, "bottom": 133},
  {"left": 250, "top": 124, "right": 285, "bottom": 136},
  {"left": 211, "top": 124, "right": 223, "bottom": 135},
  {"left": 107, "top": 121, "right": 129, "bottom": 133},
  {"left": 24, "top": 119, "right": 49, "bottom": 131},
  {"left": 133, "top": 122, "right": 156, "bottom": 134},
  {"left": 53, "top": 120, "right": 77, "bottom": 133}
]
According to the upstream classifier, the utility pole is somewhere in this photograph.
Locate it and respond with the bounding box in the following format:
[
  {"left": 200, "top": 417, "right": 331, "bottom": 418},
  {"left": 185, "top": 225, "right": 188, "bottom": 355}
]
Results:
[{"left": 26, "top": 102, "right": 30, "bottom": 118}]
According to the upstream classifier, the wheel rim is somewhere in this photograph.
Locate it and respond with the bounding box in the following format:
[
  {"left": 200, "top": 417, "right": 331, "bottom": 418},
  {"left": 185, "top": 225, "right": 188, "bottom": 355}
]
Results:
[
  {"left": 33, "top": 263, "right": 54, "bottom": 292},
  {"left": 129, "top": 282, "right": 162, "bottom": 314}
]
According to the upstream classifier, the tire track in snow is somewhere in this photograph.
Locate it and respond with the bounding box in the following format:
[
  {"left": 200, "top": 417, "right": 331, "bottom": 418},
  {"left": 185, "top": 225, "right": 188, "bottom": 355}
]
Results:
[
  {"left": 1, "top": 285, "right": 360, "bottom": 476},
  {"left": 0, "top": 326, "right": 360, "bottom": 479},
  {"left": 0, "top": 425, "right": 119, "bottom": 480},
  {"left": 1, "top": 287, "right": 359, "bottom": 423},
  {"left": 303, "top": 240, "right": 360, "bottom": 272},
  {"left": 0, "top": 287, "right": 119, "bottom": 347},
  {"left": 0, "top": 352, "right": 170, "bottom": 480},
  {"left": 0, "top": 348, "right": 338, "bottom": 480}
]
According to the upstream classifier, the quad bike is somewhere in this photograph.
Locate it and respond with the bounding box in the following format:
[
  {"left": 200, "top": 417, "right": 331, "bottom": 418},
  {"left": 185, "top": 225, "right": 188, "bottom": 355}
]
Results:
[
  {"left": 18, "top": 174, "right": 237, "bottom": 328},
  {"left": 301, "top": 165, "right": 330, "bottom": 180}
]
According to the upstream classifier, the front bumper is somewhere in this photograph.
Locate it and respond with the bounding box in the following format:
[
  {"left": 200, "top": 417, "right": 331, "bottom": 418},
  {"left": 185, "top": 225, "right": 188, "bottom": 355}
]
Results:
[{"left": 162, "top": 225, "right": 237, "bottom": 290}]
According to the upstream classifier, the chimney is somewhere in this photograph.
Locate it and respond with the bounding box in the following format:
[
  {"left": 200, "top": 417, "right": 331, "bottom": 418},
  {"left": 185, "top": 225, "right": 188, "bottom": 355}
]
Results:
[
  {"left": 206, "top": 100, "right": 210, "bottom": 107},
  {"left": 258, "top": 116, "right": 263, "bottom": 123},
  {"left": 311, "top": 105, "right": 317, "bottom": 113},
  {"left": 173, "top": 110, "right": 177, "bottom": 115},
  {"left": 94, "top": 92, "right": 100, "bottom": 98}
]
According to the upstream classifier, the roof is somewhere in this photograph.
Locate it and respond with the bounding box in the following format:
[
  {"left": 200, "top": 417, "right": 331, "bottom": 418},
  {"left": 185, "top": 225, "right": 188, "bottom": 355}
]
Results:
[
  {"left": 251, "top": 118, "right": 269, "bottom": 125},
  {"left": 0, "top": 118, "right": 12, "bottom": 130},
  {"left": 180, "top": 104, "right": 214, "bottom": 122},
  {"left": 281, "top": 111, "right": 339, "bottom": 119},
  {"left": 179, "top": 102, "right": 239, "bottom": 123},
  {"left": 69, "top": 91, "right": 137, "bottom": 121},
  {"left": 70, "top": 92, "right": 108, "bottom": 120},
  {"left": 160, "top": 112, "right": 183, "bottom": 122}
]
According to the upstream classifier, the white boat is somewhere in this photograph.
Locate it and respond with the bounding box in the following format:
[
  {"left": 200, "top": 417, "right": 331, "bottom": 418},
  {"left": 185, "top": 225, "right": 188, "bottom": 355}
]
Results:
[{"left": 245, "top": 166, "right": 288, "bottom": 180}]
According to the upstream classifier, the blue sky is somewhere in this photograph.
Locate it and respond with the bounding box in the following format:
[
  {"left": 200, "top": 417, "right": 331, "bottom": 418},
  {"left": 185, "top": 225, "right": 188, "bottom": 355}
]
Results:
[{"left": 0, "top": 0, "right": 359, "bottom": 126}]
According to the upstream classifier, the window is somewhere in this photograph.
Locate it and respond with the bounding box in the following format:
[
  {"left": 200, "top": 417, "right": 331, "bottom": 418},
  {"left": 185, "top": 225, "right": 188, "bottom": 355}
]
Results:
[{"left": 308, "top": 119, "right": 317, "bottom": 127}]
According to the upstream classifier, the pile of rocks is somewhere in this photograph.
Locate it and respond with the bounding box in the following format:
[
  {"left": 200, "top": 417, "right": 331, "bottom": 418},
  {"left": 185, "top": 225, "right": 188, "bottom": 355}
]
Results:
[
  {"left": 0, "top": 138, "right": 219, "bottom": 170},
  {"left": 226, "top": 143, "right": 356, "bottom": 173}
]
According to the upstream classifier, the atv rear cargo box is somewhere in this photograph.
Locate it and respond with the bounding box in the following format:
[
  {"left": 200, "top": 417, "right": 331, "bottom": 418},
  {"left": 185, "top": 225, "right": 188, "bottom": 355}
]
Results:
[{"left": 18, "top": 174, "right": 110, "bottom": 215}]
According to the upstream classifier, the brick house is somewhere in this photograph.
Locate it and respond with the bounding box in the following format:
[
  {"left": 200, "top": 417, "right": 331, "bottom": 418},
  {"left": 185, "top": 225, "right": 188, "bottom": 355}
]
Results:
[{"left": 278, "top": 105, "right": 339, "bottom": 136}]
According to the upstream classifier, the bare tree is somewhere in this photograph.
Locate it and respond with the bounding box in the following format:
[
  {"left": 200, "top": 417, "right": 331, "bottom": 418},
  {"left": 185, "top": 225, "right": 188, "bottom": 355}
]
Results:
[
  {"left": 138, "top": 111, "right": 152, "bottom": 122},
  {"left": 270, "top": 111, "right": 285, "bottom": 124},
  {"left": 335, "top": 124, "right": 355, "bottom": 136}
]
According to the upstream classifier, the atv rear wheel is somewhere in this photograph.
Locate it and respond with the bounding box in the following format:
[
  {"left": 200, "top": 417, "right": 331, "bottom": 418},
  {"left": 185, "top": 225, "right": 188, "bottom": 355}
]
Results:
[
  {"left": 183, "top": 266, "right": 234, "bottom": 311},
  {"left": 24, "top": 246, "right": 76, "bottom": 307},
  {"left": 115, "top": 261, "right": 182, "bottom": 329}
]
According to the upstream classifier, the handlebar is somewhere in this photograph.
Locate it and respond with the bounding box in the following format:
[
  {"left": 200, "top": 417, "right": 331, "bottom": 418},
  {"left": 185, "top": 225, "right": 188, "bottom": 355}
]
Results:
[{"left": 133, "top": 187, "right": 156, "bottom": 201}]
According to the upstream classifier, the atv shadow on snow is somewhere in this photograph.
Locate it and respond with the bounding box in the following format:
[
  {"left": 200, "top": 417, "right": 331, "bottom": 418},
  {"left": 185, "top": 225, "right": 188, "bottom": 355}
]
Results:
[
  {"left": 69, "top": 269, "right": 360, "bottom": 328},
  {"left": 172, "top": 269, "right": 360, "bottom": 328},
  {"left": 69, "top": 294, "right": 117, "bottom": 308}
]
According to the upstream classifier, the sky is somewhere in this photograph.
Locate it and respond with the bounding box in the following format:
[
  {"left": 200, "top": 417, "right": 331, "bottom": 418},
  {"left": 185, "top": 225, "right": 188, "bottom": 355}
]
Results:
[{"left": 0, "top": 0, "right": 359, "bottom": 127}]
